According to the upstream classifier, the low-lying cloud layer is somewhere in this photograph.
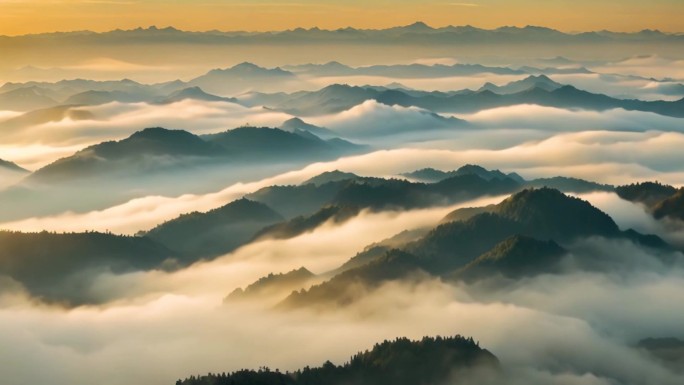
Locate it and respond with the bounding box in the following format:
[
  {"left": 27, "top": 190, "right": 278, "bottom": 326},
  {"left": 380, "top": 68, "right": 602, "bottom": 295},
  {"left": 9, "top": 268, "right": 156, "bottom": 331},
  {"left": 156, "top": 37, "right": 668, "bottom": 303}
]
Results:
[
  {"left": 1, "top": 238, "right": 682, "bottom": 385},
  {"left": 4, "top": 125, "right": 684, "bottom": 234}
]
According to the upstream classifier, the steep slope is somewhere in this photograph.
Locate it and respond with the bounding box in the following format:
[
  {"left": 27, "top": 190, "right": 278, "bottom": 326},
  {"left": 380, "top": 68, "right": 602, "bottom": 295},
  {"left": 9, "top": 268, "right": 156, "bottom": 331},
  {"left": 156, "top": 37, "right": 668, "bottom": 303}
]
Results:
[
  {"left": 454, "top": 235, "right": 567, "bottom": 280},
  {"left": 652, "top": 189, "right": 684, "bottom": 221},
  {"left": 145, "top": 199, "right": 284, "bottom": 259},
  {"left": 226, "top": 267, "right": 315, "bottom": 302},
  {"left": 254, "top": 205, "right": 358, "bottom": 241},
  {"left": 0, "top": 159, "right": 29, "bottom": 189},
  {"left": 0, "top": 158, "right": 28, "bottom": 174},
  {"left": 282, "top": 250, "right": 427, "bottom": 308}
]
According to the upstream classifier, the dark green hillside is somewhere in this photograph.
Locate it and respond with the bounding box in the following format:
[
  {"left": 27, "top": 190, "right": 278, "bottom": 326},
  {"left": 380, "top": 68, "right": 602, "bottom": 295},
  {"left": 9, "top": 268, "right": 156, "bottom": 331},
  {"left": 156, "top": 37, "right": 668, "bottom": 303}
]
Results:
[{"left": 176, "top": 335, "right": 499, "bottom": 385}]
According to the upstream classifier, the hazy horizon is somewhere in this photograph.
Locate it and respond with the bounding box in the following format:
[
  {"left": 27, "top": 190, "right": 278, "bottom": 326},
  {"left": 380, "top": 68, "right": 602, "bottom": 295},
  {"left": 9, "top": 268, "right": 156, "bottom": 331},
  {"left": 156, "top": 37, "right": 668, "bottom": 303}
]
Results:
[{"left": 1, "top": 0, "right": 683, "bottom": 36}]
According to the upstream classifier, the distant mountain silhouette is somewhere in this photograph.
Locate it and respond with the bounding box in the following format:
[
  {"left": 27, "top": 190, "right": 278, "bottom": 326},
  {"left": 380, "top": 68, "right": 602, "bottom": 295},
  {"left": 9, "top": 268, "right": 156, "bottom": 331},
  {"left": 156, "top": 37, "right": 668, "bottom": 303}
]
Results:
[
  {"left": 284, "top": 61, "right": 591, "bottom": 80},
  {"left": 28, "top": 127, "right": 225, "bottom": 183},
  {"left": 226, "top": 267, "right": 315, "bottom": 302},
  {"left": 12, "top": 23, "right": 684, "bottom": 47},
  {"left": 526, "top": 176, "right": 614, "bottom": 193},
  {"left": 0, "top": 78, "right": 160, "bottom": 103},
  {"left": 254, "top": 205, "right": 359, "bottom": 241},
  {"left": 176, "top": 335, "right": 500, "bottom": 385},
  {"left": 145, "top": 198, "right": 284, "bottom": 260},
  {"left": 202, "top": 126, "right": 361, "bottom": 161},
  {"left": 281, "top": 249, "right": 428, "bottom": 308},
  {"left": 402, "top": 165, "right": 524, "bottom": 183},
  {"left": 301, "top": 170, "right": 360, "bottom": 186},
  {"left": 0, "top": 77, "right": 243, "bottom": 109},
  {"left": 253, "top": 83, "right": 684, "bottom": 118},
  {"left": 0, "top": 86, "right": 58, "bottom": 111},
  {"left": 189, "top": 62, "right": 296, "bottom": 95},
  {"left": 478, "top": 75, "right": 562, "bottom": 94},
  {"left": 161, "top": 86, "right": 238, "bottom": 104},
  {"left": 0, "top": 230, "right": 175, "bottom": 305},
  {"left": 28, "top": 126, "right": 363, "bottom": 184},
  {"left": 276, "top": 84, "right": 378, "bottom": 115}
]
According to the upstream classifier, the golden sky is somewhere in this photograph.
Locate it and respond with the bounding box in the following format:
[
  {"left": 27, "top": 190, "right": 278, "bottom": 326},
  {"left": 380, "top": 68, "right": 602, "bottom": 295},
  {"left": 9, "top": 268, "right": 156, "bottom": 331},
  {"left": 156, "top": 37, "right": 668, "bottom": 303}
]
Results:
[{"left": 0, "top": 0, "right": 682, "bottom": 36}]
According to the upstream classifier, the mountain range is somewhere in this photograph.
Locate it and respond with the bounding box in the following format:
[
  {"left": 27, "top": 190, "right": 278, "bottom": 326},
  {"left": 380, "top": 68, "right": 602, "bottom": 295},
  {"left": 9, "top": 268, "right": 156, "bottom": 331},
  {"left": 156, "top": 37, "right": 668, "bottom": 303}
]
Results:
[
  {"left": 0, "top": 166, "right": 632, "bottom": 306},
  {"left": 280, "top": 188, "right": 670, "bottom": 308},
  {"left": 5, "top": 23, "right": 683, "bottom": 46},
  {"left": 144, "top": 199, "right": 284, "bottom": 260},
  {"left": 245, "top": 80, "right": 684, "bottom": 117},
  {"left": 26, "top": 126, "right": 362, "bottom": 185},
  {"left": 3, "top": 67, "right": 682, "bottom": 121}
]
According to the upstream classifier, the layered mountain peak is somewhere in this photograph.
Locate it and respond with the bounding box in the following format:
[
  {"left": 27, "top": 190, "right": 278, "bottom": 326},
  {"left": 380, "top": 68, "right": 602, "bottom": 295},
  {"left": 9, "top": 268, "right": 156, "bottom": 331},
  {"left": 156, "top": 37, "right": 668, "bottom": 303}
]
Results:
[
  {"left": 403, "top": 21, "right": 433, "bottom": 31},
  {"left": 455, "top": 235, "right": 567, "bottom": 280},
  {"left": 496, "top": 188, "right": 620, "bottom": 238},
  {"left": 475, "top": 235, "right": 565, "bottom": 263},
  {"left": 302, "top": 170, "right": 360, "bottom": 186}
]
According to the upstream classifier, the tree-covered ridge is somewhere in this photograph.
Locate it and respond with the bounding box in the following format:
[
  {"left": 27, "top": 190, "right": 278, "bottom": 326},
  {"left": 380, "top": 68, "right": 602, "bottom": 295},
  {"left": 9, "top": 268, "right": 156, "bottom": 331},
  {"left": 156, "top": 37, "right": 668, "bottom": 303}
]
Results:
[
  {"left": 227, "top": 267, "right": 315, "bottom": 302},
  {"left": 275, "top": 188, "right": 670, "bottom": 308},
  {"left": 27, "top": 126, "right": 362, "bottom": 184},
  {"left": 0, "top": 230, "right": 174, "bottom": 305},
  {"left": 145, "top": 198, "right": 284, "bottom": 260},
  {"left": 616, "top": 181, "right": 678, "bottom": 207},
  {"left": 175, "top": 335, "right": 499, "bottom": 385},
  {"left": 454, "top": 235, "right": 567, "bottom": 280},
  {"left": 616, "top": 181, "right": 684, "bottom": 222}
]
